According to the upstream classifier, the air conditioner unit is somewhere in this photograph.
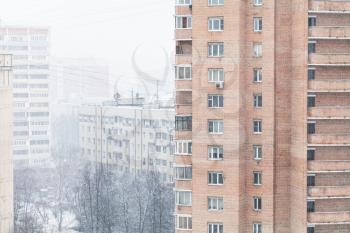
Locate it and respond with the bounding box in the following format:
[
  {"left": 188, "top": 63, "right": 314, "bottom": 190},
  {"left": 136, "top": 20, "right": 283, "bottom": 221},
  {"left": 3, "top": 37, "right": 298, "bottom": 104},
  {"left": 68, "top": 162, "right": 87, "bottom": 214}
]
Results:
[{"left": 216, "top": 82, "right": 224, "bottom": 89}]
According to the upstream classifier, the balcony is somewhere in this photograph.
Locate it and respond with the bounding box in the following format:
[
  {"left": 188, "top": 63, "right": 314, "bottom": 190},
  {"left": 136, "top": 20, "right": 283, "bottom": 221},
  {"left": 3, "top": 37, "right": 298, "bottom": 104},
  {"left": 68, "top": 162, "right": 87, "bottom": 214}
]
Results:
[
  {"left": 176, "top": 40, "right": 192, "bottom": 64},
  {"left": 308, "top": 186, "right": 350, "bottom": 198},
  {"left": 308, "top": 211, "right": 350, "bottom": 224},
  {"left": 308, "top": 134, "right": 350, "bottom": 145},
  {"left": 309, "top": 26, "right": 350, "bottom": 39},
  {"left": 309, "top": 53, "right": 350, "bottom": 66},
  {"left": 309, "top": 79, "right": 350, "bottom": 92},
  {"left": 175, "top": 29, "right": 192, "bottom": 40},
  {"left": 309, "top": 0, "right": 350, "bottom": 13},
  {"left": 309, "top": 106, "right": 350, "bottom": 119},
  {"left": 176, "top": 80, "right": 192, "bottom": 90},
  {"left": 308, "top": 160, "right": 350, "bottom": 171}
]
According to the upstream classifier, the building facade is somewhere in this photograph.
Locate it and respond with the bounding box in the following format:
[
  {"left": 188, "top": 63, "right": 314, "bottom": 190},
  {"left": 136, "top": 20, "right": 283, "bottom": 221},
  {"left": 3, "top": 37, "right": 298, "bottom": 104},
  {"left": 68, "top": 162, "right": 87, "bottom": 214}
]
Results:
[
  {"left": 0, "top": 26, "right": 51, "bottom": 167},
  {"left": 174, "top": 0, "right": 350, "bottom": 233},
  {"left": 79, "top": 101, "right": 175, "bottom": 182},
  {"left": 0, "top": 53, "right": 13, "bottom": 233}
]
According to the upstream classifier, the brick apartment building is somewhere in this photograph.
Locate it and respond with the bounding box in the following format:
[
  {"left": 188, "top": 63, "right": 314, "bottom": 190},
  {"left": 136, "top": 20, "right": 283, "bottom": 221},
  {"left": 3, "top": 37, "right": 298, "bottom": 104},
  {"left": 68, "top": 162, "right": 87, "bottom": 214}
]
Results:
[
  {"left": 0, "top": 53, "right": 13, "bottom": 233},
  {"left": 174, "top": 0, "right": 350, "bottom": 233}
]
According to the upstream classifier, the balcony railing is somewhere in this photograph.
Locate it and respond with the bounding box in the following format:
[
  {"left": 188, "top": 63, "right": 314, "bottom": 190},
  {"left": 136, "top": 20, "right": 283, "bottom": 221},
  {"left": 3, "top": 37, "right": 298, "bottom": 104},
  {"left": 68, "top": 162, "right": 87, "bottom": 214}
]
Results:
[
  {"left": 308, "top": 160, "right": 350, "bottom": 171},
  {"left": 309, "top": 26, "right": 350, "bottom": 39},
  {"left": 309, "top": 0, "right": 350, "bottom": 12},
  {"left": 309, "top": 79, "right": 350, "bottom": 92},
  {"left": 308, "top": 106, "right": 350, "bottom": 118},
  {"left": 308, "top": 211, "right": 350, "bottom": 223},
  {"left": 309, "top": 53, "right": 350, "bottom": 66},
  {"left": 309, "top": 133, "right": 350, "bottom": 144},
  {"left": 308, "top": 186, "right": 350, "bottom": 198}
]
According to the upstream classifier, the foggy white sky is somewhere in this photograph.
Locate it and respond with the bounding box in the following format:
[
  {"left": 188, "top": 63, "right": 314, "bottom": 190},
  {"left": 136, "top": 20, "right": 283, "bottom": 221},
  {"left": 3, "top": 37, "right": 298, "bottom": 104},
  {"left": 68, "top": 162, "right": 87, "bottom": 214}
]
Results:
[{"left": 0, "top": 0, "right": 175, "bottom": 99}]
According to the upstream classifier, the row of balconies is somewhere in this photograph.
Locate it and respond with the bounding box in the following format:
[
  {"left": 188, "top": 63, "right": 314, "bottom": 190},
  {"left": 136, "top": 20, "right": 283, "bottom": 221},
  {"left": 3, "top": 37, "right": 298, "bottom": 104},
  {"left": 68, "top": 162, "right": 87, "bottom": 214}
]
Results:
[{"left": 309, "top": 0, "right": 350, "bottom": 13}]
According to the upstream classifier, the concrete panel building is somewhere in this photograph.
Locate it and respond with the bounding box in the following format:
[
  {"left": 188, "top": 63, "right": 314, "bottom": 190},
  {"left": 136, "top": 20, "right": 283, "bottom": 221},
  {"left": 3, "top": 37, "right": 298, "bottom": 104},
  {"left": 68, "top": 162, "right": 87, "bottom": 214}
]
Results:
[
  {"left": 79, "top": 100, "right": 175, "bottom": 183},
  {"left": 0, "top": 53, "right": 13, "bottom": 233},
  {"left": 174, "top": 0, "right": 350, "bottom": 233},
  {"left": 0, "top": 26, "right": 51, "bottom": 167}
]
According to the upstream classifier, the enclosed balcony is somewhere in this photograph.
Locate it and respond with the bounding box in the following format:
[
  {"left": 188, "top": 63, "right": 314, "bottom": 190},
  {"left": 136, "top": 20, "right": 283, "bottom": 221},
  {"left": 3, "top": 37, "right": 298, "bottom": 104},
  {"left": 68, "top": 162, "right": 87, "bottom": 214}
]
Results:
[
  {"left": 309, "top": 26, "right": 350, "bottom": 39},
  {"left": 309, "top": 0, "right": 350, "bottom": 13},
  {"left": 309, "top": 79, "right": 350, "bottom": 92},
  {"left": 309, "top": 186, "right": 350, "bottom": 198},
  {"left": 309, "top": 53, "right": 350, "bottom": 66},
  {"left": 176, "top": 91, "right": 192, "bottom": 115},
  {"left": 308, "top": 160, "right": 350, "bottom": 171},
  {"left": 176, "top": 40, "right": 192, "bottom": 64},
  {"left": 309, "top": 106, "right": 350, "bottom": 119},
  {"left": 308, "top": 211, "right": 350, "bottom": 224}
]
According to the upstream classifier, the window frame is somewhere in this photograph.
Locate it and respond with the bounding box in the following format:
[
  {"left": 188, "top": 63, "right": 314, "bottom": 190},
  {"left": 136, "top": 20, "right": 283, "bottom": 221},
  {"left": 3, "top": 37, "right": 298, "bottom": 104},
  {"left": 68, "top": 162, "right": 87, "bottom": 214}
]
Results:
[
  {"left": 175, "top": 140, "right": 192, "bottom": 155},
  {"left": 175, "top": 65, "right": 192, "bottom": 80},
  {"left": 175, "top": 15, "right": 192, "bottom": 29},
  {"left": 208, "top": 42, "right": 224, "bottom": 57},
  {"left": 208, "top": 145, "right": 224, "bottom": 160},
  {"left": 208, "top": 94, "right": 224, "bottom": 108},
  {"left": 208, "top": 196, "right": 224, "bottom": 211},
  {"left": 253, "top": 0, "right": 263, "bottom": 6},
  {"left": 253, "top": 223, "right": 262, "bottom": 233},
  {"left": 253, "top": 145, "right": 262, "bottom": 160},
  {"left": 208, "top": 17, "right": 224, "bottom": 31},
  {"left": 253, "top": 196, "right": 262, "bottom": 211},
  {"left": 253, "top": 68, "right": 262, "bottom": 83},
  {"left": 253, "top": 120, "right": 262, "bottom": 134},
  {"left": 253, "top": 43, "right": 262, "bottom": 57},
  {"left": 253, "top": 171, "right": 262, "bottom": 185},
  {"left": 175, "top": 0, "right": 192, "bottom": 6},
  {"left": 176, "top": 215, "right": 192, "bottom": 230},
  {"left": 208, "top": 171, "right": 224, "bottom": 185},
  {"left": 253, "top": 94, "right": 263, "bottom": 108},
  {"left": 208, "top": 68, "right": 225, "bottom": 82},
  {"left": 175, "top": 190, "right": 192, "bottom": 206},
  {"left": 253, "top": 17, "right": 263, "bottom": 32},
  {"left": 208, "top": 223, "right": 224, "bottom": 233},
  {"left": 175, "top": 166, "right": 192, "bottom": 180},
  {"left": 208, "top": 119, "right": 224, "bottom": 134},
  {"left": 208, "top": 0, "right": 224, "bottom": 6}
]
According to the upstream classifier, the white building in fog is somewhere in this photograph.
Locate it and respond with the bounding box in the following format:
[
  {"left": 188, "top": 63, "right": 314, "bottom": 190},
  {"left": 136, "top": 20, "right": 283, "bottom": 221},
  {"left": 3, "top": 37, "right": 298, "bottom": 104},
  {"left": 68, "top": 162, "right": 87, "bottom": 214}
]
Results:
[
  {"left": 79, "top": 100, "right": 175, "bottom": 182},
  {"left": 0, "top": 26, "right": 51, "bottom": 167}
]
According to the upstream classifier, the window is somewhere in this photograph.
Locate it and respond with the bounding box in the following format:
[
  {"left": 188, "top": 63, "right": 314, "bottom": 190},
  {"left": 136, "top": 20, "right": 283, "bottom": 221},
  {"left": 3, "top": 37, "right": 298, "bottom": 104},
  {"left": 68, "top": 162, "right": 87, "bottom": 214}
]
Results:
[
  {"left": 308, "top": 41, "right": 316, "bottom": 54},
  {"left": 208, "top": 223, "right": 223, "bottom": 233},
  {"left": 208, "top": 43, "right": 224, "bottom": 57},
  {"left": 307, "top": 121, "right": 316, "bottom": 134},
  {"left": 208, "top": 146, "right": 224, "bottom": 160},
  {"left": 208, "top": 0, "right": 224, "bottom": 6},
  {"left": 307, "top": 175, "right": 315, "bottom": 187},
  {"left": 253, "top": 197, "right": 262, "bottom": 211},
  {"left": 254, "top": 94, "right": 262, "bottom": 108},
  {"left": 307, "top": 148, "right": 315, "bottom": 161},
  {"left": 253, "top": 172, "right": 262, "bottom": 185},
  {"left": 253, "top": 120, "right": 262, "bottom": 133},
  {"left": 175, "top": 140, "right": 192, "bottom": 155},
  {"left": 175, "top": 65, "right": 192, "bottom": 80},
  {"left": 176, "top": 0, "right": 192, "bottom": 5},
  {"left": 308, "top": 68, "right": 315, "bottom": 80},
  {"left": 175, "top": 166, "right": 192, "bottom": 180},
  {"left": 253, "top": 223, "right": 262, "bottom": 233},
  {"left": 176, "top": 16, "right": 192, "bottom": 29},
  {"left": 253, "top": 43, "right": 262, "bottom": 57},
  {"left": 308, "top": 16, "right": 316, "bottom": 27},
  {"left": 208, "top": 95, "right": 224, "bottom": 108},
  {"left": 253, "top": 68, "right": 262, "bottom": 82},
  {"left": 253, "top": 0, "right": 262, "bottom": 6},
  {"left": 176, "top": 190, "right": 192, "bottom": 206},
  {"left": 307, "top": 226, "right": 315, "bottom": 233},
  {"left": 176, "top": 215, "right": 192, "bottom": 230},
  {"left": 208, "top": 197, "right": 224, "bottom": 211},
  {"left": 253, "top": 17, "right": 262, "bottom": 32},
  {"left": 208, "top": 171, "right": 224, "bottom": 185},
  {"left": 209, "top": 17, "right": 224, "bottom": 31},
  {"left": 208, "top": 120, "right": 224, "bottom": 134},
  {"left": 175, "top": 116, "right": 192, "bottom": 131},
  {"left": 208, "top": 68, "right": 224, "bottom": 82},
  {"left": 307, "top": 95, "right": 315, "bottom": 107},
  {"left": 307, "top": 200, "right": 315, "bottom": 212},
  {"left": 253, "top": 145, "right": 262, "bottom": 160}
]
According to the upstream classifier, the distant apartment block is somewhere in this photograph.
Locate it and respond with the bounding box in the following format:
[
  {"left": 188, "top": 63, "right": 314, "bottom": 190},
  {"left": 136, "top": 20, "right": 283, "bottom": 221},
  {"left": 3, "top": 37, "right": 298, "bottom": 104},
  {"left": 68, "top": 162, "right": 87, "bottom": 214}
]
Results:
[
  {"left": 0, "top": 26, "right": 51, "bottom": 167},
  {"left": 78, "top": 100, "right": 175, "bottom": 182},
  {"left": 50, "top": 57, "right": 110, "bottom": 103},
  {"left": 0, "top": 53, "right": 13, "bottom": 233},
  {"left": 174, "top": 0, "right": 350, "bottom": 233}
]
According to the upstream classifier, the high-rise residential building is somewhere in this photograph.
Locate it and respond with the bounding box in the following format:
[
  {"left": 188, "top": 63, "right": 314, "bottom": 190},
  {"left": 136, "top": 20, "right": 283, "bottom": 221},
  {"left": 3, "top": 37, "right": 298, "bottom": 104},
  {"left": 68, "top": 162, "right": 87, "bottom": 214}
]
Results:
[
  {"left": 0, "top": 26, "right": 51, "bottom": 167},
  {"left": 174, "top": 1, "right": 350, "bottom": 233},
  {"left": 79, "top": 99, "right": 175, "bottom": 183},
  {"left": 0, "top": 53, "right": 13, "bottom": 233}
]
